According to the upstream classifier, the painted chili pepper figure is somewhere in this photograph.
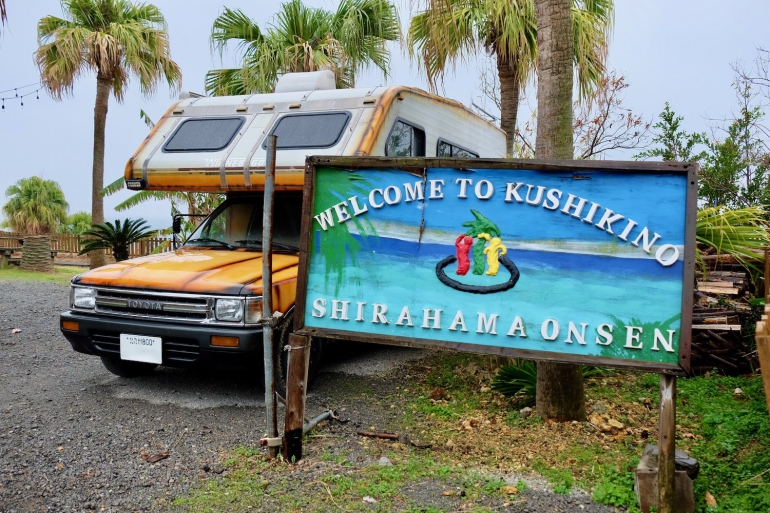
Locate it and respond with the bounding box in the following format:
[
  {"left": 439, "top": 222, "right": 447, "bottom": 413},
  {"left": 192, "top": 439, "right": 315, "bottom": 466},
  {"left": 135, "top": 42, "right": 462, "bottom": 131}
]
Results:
[
  {"left": 454, "top": 234, "right": 473, "bottom": 275},
  {"left": 479, "top": 233, "right": 508, "bottom": 276}
]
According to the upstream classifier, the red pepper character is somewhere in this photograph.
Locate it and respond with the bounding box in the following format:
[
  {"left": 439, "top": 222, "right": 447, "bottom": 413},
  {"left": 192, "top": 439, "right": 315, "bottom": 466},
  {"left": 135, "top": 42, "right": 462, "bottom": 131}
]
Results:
[{"left": 455, "top": 234, "right": 473, "bottom": 275}]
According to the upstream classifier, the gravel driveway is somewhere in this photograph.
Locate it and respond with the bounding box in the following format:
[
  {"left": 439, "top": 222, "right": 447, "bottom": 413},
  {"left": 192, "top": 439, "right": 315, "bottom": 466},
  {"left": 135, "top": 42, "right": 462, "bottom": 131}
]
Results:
[{"left": 0, "top": 280, "right": 621, "bottom": 513}]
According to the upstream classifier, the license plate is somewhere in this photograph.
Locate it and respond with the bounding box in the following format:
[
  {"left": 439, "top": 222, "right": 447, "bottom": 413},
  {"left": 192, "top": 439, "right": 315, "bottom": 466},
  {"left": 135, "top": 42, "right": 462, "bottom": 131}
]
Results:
[{"left": 120, "top": 334, "right": 162, "bottom": 364}]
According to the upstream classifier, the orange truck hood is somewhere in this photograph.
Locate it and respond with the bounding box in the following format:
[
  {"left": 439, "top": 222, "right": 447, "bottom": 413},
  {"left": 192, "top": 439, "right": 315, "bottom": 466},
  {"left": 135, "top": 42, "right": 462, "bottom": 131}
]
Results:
[{"left": 72, "top": 247, "right": 299, "bottom": 297}]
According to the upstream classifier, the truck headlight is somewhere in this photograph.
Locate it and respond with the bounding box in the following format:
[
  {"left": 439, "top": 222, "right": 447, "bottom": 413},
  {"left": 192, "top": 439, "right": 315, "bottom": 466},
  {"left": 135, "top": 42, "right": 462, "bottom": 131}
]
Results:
[
  {"left": 245, "top": 297, "right": 263, "bottom": 324},
  {"left": 72, "top": 287, "right": 96, "bottom": 309},
  {"left": 215, "top": 298, "right": 243, "bottom": 322}
]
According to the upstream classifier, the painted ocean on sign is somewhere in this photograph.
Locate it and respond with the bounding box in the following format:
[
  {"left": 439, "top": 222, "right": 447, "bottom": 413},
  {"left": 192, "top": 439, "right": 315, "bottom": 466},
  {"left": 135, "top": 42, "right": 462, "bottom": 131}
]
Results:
[{"left": 304, "top": 166, "right": 688, "bottom": 366}]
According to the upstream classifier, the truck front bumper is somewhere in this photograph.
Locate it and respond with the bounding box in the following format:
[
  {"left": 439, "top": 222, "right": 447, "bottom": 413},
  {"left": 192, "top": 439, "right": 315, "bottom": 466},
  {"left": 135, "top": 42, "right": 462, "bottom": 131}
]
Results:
[{"left": 60, "top": 311, "right": 265, "bottom": 370}]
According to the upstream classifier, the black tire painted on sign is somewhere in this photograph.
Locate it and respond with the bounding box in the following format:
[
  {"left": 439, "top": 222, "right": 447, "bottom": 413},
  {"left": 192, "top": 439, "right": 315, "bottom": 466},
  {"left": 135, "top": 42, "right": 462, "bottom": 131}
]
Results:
[{"left": 100, "top": 356, "right": 158, "bottom": 378}]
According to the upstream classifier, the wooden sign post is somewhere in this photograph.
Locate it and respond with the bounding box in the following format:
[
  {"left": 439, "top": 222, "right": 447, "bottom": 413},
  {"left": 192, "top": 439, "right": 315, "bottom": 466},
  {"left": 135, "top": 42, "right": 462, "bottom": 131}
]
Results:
[
  {"left": 283, "top": 333, "right": 310, "bottom": 462},
  {"left": 658, "top": 374, "right": 677, "bottom": 513}
]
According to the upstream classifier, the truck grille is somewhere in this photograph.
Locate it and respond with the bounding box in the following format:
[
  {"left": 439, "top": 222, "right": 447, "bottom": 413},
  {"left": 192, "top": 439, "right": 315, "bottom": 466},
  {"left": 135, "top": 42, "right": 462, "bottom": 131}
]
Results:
[{"left": 94, "top": 288, "right": 214, "bottom": 323}]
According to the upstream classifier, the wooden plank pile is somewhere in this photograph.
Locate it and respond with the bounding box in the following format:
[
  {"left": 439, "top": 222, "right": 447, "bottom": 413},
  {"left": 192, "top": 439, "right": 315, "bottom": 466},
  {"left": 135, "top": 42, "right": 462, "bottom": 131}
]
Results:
[
  {"left": 696, "top": 270, "right": 749, "bottom": 299},
  {"left": 692, "top": 270, "right": 755, "bottom": 375}
]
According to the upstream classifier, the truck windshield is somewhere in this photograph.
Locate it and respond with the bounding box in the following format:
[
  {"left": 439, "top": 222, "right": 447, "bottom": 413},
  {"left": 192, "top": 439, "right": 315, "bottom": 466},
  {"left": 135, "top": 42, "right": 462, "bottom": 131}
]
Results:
[{"left": 185, "top": 193, "right": 302, "bottom": 251}]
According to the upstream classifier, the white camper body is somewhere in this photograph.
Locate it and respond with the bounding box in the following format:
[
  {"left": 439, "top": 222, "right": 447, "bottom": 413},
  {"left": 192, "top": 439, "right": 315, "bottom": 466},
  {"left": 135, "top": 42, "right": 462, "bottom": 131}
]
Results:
[{"left": 125, "top": 73, "right": 506, "bottom": 191}]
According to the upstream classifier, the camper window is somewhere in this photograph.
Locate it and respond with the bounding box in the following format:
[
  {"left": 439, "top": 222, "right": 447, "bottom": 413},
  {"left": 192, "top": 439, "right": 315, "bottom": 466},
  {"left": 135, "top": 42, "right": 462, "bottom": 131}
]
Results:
[
  {"left": 437, "top": 139, "right": 479, "bottom": 158},
  {"left": 386, "top": 120, "right": 425, "bottom": 157},
  {"left": 163, "top": 117, "right": 244, "bottom": 152},
  {"left": 263, "top": 112, "right": 351, "bottom": 149}
]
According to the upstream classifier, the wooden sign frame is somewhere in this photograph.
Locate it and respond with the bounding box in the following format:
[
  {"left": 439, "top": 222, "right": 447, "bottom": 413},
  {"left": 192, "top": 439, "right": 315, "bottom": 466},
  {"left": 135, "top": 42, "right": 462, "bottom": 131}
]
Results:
[{"left": 294, "top": 157, "right": 697, "bottom": 374}]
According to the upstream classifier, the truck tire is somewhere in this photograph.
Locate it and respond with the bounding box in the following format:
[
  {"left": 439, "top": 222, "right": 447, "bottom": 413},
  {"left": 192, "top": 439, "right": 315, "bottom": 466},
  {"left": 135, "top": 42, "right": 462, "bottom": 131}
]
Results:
[
  {"left": 274, "top": 308, "right": 324, "bottom": 396},
  {"left": 100, "top": 356, "right": 158, "bottom": 378}
]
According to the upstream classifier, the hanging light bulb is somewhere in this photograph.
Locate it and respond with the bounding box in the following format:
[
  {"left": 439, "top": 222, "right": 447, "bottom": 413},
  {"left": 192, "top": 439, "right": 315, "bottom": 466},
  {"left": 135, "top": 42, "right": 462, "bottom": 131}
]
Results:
[
  {"left": 21, "top": 98, "right": 24, "bottom": 107},
  {"left": 1, "top": 99, "right": 4, "bottom": 110},
  {"left": 14, "top": 88, "right": 17, "bottom": 97},
  {"left": 36, "top": 90, "right": 39, "bottom": 100}
]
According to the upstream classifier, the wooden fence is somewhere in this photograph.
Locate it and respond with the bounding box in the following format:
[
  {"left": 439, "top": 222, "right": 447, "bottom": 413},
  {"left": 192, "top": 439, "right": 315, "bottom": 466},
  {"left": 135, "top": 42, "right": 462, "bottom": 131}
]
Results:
[{"left": 0, "top": 232, "right": 174, "bottom": 258}]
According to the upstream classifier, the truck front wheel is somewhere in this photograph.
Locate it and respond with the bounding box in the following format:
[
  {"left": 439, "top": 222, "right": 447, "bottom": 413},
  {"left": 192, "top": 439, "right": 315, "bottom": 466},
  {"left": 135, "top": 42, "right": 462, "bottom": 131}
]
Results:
[{"left": 100, "top": 356, "right": 158, "bottom": 378}]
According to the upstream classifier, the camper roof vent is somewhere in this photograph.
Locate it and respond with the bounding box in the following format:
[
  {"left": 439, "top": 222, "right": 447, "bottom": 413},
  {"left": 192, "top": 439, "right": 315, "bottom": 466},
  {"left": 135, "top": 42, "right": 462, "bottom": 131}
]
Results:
[{"left": 275, "top": 70, "right": 336, "bottom": 93}]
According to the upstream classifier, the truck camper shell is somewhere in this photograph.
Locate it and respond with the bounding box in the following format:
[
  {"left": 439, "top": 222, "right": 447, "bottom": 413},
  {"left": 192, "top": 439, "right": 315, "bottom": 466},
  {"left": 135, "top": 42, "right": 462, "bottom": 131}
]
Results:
[{"left": 124, "top": 75, "right": 506, "bottom": 192}]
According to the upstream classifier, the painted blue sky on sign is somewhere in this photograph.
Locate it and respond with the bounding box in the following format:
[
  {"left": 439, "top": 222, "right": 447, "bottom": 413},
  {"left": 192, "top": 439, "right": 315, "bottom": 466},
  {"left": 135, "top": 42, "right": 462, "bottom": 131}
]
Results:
[{"left": 323, "top": 167, "right": 687, "bottom": 256}]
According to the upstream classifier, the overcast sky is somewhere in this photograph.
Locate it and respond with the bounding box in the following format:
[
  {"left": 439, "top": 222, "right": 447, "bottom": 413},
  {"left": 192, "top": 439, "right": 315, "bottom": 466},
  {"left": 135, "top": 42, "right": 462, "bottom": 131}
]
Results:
[{"left": 1, "top": 0, "right": 768, "bottom": 229}]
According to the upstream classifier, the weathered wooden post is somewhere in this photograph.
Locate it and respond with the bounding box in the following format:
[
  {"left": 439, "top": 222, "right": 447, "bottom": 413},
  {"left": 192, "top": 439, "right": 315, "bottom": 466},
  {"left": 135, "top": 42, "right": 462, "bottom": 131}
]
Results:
[
  {"left": 756, "top": 320, "right": 770, "bottom": 415},
  {"left": 658, "top": 374, "right": 677, "bottom": 513},
  {"left": 262, "top": 134, "right": 279, "bottom": 458},
  {"left": 283, "top": 332, "right": 311, "bottom": 461}
]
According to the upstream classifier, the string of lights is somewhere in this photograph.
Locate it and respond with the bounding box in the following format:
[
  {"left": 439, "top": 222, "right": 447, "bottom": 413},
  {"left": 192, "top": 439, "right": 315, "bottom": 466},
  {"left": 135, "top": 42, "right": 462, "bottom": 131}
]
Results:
[{"left": 0, "top": 82, "right": 42, "bottom": 109}]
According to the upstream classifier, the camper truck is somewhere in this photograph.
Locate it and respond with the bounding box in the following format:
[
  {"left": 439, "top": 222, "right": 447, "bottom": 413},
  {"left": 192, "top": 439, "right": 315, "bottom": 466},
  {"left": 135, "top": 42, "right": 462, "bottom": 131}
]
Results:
[{"left": 59, "top": 71, "right": 506, "bottom": 383}]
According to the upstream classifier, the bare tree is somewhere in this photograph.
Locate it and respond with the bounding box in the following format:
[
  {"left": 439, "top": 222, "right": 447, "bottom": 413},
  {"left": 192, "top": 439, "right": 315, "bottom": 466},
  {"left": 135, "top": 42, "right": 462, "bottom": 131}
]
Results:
[{"left": 477, "top": 66, "right": 649, "bottom": 159}]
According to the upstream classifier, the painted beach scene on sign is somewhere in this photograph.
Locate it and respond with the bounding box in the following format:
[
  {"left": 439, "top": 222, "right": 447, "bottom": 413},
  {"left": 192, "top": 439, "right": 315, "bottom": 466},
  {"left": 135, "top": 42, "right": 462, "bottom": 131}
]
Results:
[{"left": 303, "top": 164, "right": 691, "bottom": 368}]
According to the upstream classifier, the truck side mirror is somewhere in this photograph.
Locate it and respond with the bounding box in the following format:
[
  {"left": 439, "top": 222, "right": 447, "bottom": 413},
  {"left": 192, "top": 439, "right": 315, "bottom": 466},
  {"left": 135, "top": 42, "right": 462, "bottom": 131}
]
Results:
[{"left": 173, "top": 217, "right": 182, "bottom": 234}]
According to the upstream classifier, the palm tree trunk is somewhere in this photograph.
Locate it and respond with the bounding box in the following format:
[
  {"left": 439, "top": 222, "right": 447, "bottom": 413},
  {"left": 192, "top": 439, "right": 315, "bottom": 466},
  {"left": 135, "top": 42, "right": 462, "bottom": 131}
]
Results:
[
  {"left": 534, "top": 0, "right": 586, "bottom": 422},
  {"left": 90, "top": 76, "right": 111, "bottom": 269},
  {"left": 497, "top": 53, "right": 521, "bottom": 156},
  {"left": 535, "top": 0, "right": 574, "bottom": 160}
]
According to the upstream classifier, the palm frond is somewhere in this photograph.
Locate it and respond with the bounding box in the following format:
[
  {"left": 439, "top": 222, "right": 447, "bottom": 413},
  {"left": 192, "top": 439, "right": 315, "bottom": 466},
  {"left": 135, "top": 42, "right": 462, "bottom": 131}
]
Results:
[
  {"left": 696, "top": 206, "right": 770, "bottom": 271},
  {"left": 139, "top": 109, "right": 155, "bottom": 129},
  {"left": 491, "top": 360, "right": 538, "bottom": 404},
  {"left": 112, "top": 190, "right": 175, "bottom": 211},
  {"left": 211, "top": 7, "right": 265, "bottom": 57},
  {"left": 100, "top": 175, "right": 126, "bottom": 197}
]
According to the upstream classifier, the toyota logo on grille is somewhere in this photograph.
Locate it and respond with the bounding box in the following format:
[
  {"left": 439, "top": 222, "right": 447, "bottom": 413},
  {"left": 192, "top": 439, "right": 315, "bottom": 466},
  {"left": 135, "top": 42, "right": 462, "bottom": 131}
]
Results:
[{"left": 127, "top": 299, "right": 163, "bottom": 311}]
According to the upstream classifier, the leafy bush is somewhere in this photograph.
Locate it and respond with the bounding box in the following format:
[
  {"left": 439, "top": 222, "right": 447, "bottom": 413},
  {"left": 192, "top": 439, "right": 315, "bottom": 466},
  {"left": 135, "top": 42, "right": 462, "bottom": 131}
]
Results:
[{"left": 491, "top": 361, "right": 608, "bottom": 405}]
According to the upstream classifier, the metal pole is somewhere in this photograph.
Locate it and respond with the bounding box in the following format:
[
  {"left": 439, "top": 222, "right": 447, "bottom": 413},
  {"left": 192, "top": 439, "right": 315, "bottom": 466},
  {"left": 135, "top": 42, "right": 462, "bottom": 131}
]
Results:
[
  {"left": 657, "top": 374, "right": 677, "bottom": 513},
  {"left": 262, "top": 134, "right": 278, "bottom": 458},
  {"left": 303, "top": 411, "right": 333, "bottom": 435}
]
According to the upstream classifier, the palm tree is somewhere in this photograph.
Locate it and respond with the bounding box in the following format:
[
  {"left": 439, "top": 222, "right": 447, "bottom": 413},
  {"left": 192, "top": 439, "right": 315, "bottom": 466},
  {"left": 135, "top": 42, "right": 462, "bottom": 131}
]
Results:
[
  {"left": 206, "top": 0, "right": 399, "bottom": 95},
  {"left": 2, "top": 176, "right": 69, "bottom": 235},
  {"left": 408, "top": 0, "right": 613, "bottom": 155},
  {"left": 79, "top": 218, "right": 156, "bottom": 262},
  {"left": 35, "top": 0, "right": 181, "bottom": 268},
  {"left": 533, "top": 0, "right": 586, "bottom": 422}
]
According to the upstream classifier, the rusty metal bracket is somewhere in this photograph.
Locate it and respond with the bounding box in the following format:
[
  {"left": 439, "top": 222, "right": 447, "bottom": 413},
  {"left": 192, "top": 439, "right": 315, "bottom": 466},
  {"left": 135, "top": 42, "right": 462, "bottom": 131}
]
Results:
[
  {"left": 256, "top": 311, "right": 284, "bottom": 328},
  {"left": 259, "top": 436, "right": 283, "bottom": 448}
]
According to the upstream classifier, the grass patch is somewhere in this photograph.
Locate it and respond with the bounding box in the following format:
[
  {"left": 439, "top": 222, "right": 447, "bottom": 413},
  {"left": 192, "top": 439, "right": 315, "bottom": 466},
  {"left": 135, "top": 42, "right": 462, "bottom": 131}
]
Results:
[
  {"left": 0, "top": 265, "right": 79, "bottom": 284},
  {"left": 174, "top": 353, "right": 770, "bottom": 512}
]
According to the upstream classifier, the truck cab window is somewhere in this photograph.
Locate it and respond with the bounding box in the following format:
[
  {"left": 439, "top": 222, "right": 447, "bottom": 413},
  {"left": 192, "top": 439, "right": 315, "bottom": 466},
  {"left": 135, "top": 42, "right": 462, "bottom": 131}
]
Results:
[
  {"left": 186, "top": 194, "right": 303, "bottom": 250},
  {"left": 386, "top": 120, "right": 425, "bottom": 157}
]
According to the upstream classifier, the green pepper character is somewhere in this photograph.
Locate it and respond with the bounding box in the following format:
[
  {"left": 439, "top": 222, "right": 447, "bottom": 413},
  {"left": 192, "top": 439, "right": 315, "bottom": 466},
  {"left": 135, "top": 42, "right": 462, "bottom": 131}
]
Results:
[{"left": 461, "top": 210, "right": 500, "bottom": 275}]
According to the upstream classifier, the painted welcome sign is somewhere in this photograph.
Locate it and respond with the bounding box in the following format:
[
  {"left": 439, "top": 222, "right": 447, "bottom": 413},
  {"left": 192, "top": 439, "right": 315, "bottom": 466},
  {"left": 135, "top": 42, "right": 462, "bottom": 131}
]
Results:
[{"left": 296, "top": 158, "right": 696, "bottom": 372}]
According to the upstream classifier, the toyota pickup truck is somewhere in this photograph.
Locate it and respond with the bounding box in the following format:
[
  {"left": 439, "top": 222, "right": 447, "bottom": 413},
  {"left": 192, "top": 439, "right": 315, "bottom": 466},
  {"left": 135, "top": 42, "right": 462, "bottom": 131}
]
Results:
[{"left": 59, "top": 70, "right": 506, "bottom": 384}]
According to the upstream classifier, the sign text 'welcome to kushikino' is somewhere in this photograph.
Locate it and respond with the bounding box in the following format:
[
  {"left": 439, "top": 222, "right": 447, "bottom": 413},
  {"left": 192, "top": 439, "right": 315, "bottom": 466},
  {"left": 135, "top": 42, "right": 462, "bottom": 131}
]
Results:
[{"left": 297, "top": 158, "right": 696, "bottom": 372}]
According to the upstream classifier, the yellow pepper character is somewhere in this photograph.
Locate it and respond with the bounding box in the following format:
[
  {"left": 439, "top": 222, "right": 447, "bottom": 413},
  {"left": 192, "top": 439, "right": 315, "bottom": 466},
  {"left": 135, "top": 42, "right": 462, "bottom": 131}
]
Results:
[{"left": 480, "top": 233, "right": 507, "bottom": 276}]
